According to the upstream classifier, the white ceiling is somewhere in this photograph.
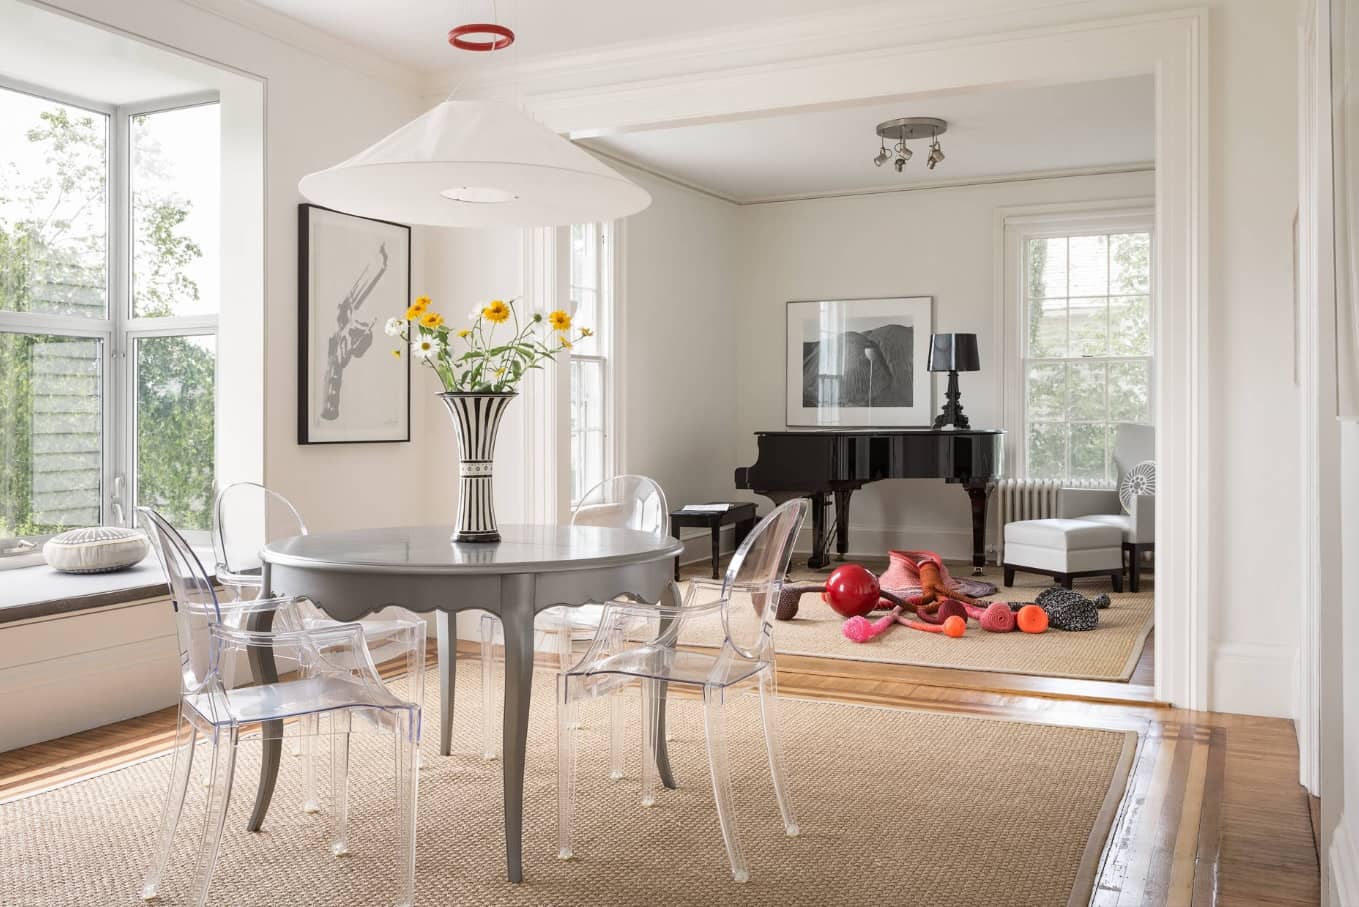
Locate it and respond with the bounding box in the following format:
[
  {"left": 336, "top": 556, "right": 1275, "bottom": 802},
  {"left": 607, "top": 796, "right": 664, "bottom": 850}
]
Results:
[
  {"left": 0, "top": 1, "right": 220, "bottom": 105},
  {"left": 243, "top": 0, "right": 895, "bottom": 73},
  {"left": 583, "top": 77, "right": 1154, "bottom": 203}
]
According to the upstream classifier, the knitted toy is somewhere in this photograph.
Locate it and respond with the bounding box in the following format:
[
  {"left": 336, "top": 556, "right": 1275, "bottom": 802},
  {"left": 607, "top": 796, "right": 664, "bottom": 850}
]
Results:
[
  {"left": 1032, "top": 586, "right": 1109, "bottom": 631},
  {"left": 829, "top": 567, "right": 967, "bottom": 642},
  {"left": 877, "top": 550, "right": 990, "bottom": 618}
]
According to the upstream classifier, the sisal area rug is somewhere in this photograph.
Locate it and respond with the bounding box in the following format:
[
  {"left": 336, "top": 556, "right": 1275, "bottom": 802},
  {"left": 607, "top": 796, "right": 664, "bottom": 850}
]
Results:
[
  {"left": 681, "top": 563, "right": 1154, "bottom": 682},
  {"left": 0, "top": 663, "right": 1135, "bottom": 906}
]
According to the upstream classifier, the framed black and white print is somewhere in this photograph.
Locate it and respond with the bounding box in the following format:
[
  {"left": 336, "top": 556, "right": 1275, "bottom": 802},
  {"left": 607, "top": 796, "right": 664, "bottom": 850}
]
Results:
[
  {"left": 785, "top": 296, "right": 933, "bottom": 427},
  {"left": 298, "top": 203, "right": 411, "bottom": 444}
]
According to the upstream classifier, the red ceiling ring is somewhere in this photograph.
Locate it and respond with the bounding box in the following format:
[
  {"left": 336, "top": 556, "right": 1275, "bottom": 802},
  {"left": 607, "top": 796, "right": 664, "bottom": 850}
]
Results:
[{"left": 448, "top": 23, "right": 515, "bottom": 52}]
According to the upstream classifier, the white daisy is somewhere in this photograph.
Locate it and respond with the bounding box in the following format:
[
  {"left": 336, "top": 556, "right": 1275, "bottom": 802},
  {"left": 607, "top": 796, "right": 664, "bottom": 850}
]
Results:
[
  {"left": 383, "top": 317, "right": 405, "bottom": 337},
  {"left": 411, "top": 335, "right": 445, "bottom": 361}
]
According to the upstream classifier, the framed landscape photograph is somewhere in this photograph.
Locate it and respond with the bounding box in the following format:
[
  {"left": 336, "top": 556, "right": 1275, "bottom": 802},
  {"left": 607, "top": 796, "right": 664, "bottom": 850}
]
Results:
[
  {"left": 786, "top": 296, "right": 933, "bottom": 427},
  {"left": 298, "top": 203, "right": 411, "bottom": 444}
]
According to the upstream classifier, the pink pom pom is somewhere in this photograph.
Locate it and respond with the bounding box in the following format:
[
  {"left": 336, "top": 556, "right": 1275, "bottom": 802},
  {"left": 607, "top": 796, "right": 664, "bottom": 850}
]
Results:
[
  {"left": 980, "top": 601, "right": 1016, "bottom": 633},
  {"left": 842, "top": 616, "right": 875, "bottom": 642},
  {"left": 843, "top": 613, "right": 896, "bottom": 643}
]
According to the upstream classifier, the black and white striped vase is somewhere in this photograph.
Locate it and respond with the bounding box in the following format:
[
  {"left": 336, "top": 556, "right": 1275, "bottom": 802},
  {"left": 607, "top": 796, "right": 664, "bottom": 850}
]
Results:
[{"left": 439, "top": 391, "right": 516, "bottom": 543}]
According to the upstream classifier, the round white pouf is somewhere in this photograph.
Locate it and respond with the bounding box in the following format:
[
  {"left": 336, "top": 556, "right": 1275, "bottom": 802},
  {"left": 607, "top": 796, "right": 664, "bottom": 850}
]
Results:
[{"left": 43, "top": 526, "right": 151, "bottom": 574}]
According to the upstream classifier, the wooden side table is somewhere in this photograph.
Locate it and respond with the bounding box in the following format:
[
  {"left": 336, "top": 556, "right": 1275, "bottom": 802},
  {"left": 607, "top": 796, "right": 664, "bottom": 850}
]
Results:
[{"left": 669, "top": 502, "right": 758, "bottom": 579}]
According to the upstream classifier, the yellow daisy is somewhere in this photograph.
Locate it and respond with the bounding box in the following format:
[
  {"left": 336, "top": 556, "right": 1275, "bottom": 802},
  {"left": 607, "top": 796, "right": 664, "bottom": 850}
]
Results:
[
  {"left": 419, "top": 311, "right": 444, "bottom": 329},
  {"left": 579, "top": 327, "right": 594, "bottom": 338},
  {"left": 559, "top": 337, "right": 573, "bottom": 350},
  {"left": 547, "top": 309, "right": 572, "bottom": 331},
  {"left": 483, "top": 299, "right": 511, "bottom": 323},
  {"left": 412, "top": 295, "right": 431, "bottom": 312},
  {"left": 457, "top": 328, "right": 472, "bottom": 339}
]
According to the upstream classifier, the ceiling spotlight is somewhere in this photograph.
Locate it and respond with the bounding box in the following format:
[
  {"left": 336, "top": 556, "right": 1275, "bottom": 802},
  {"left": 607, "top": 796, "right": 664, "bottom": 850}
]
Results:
[
  {"left": 927, "top": 135, "right": 945, "bottom": 171},
  {"left": 873, "top": 116, "right": 947, "bottom": 175}
]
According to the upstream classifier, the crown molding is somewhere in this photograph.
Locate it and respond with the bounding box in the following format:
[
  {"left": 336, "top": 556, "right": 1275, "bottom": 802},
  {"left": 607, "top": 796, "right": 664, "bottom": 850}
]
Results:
[
  {"left": 426, "top": 0, "right": 1177, "bottom": 99},
  {"left": 586, "top": 146, "right": 1153, "bottom": 207},
  {"left": 172, "top": 0, "right": 424, "bottom": 94}
]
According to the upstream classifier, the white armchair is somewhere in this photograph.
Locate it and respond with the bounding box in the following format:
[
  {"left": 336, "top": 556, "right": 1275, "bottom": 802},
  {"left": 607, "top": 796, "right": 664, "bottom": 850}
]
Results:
[{"left": 1057, "top": 423, "right": 1156, "bottom": 592}]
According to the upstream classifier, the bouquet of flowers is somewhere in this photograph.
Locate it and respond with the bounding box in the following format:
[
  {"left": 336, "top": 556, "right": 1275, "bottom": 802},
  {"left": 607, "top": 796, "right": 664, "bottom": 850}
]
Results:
[{"left": 386, "top": 295, "right": 590, "bottom": 393}]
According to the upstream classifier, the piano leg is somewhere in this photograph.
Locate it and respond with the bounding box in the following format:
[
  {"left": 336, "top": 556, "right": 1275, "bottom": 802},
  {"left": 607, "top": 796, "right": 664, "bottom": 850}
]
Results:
[
  {"left": 832, "top": 489, "right": 853, "bottom": 561},
  {"left": 807, "top": 492, "right": 830, "bottom": 570},
  {"left": 964, "top": 481, "right": 991, "bottom": 574}
]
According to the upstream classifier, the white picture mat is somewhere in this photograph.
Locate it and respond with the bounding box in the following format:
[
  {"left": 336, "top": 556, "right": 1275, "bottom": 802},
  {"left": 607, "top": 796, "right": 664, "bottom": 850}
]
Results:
[
  {"left": 785, "top": 296, "right": 933, "bottom": 427},
  {"left": 304, "top": 208, "right": 409, "bottom": 443}
]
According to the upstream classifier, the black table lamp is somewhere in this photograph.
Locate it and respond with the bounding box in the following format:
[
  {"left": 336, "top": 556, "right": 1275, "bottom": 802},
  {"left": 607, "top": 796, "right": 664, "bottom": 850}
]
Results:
[{"left": 927, "top": 333, "right": 980, "bottom": 429}]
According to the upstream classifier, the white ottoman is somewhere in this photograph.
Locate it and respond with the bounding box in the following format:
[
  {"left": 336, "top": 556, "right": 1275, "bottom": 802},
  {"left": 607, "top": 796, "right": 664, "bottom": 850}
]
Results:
[{"left": 1003, "top": 519, "right": 1124, "bottom": 591}]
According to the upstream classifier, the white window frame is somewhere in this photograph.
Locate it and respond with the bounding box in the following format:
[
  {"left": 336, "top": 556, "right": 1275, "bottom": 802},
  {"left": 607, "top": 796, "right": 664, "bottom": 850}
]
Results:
[
  {"left": 566, "top": 220, "right": 616, "bottom": 507},
  {"left": 999, "top": 200, "right": 1155, "bottom": 481},
  {"left": 0, "top": 76, "right": 219, "bottom": 541}
]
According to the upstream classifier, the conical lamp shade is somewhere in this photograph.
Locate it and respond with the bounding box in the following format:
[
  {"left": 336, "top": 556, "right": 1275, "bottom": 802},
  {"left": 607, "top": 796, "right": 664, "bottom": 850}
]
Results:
[{"left": 298, "top": 100, "right": 651, "bottom": 227}]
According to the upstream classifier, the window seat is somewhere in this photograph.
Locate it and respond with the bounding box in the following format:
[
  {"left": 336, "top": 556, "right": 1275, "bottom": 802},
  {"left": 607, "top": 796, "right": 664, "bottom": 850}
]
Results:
[
  {"left": 0, "top": 558, "right": 167, "bottom": 624},
  {"left": 0, "top": 551, "right": 213, "bottom": 624}
]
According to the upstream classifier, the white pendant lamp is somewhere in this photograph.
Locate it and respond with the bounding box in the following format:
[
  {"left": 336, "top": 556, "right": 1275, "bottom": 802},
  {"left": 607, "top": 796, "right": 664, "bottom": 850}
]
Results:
[{"left": 298, "top": 99, "right": 651, "bottom": 228}]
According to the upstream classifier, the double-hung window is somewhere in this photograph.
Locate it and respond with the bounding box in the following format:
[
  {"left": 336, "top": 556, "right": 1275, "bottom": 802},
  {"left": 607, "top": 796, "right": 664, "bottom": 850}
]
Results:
[
  {"left": 0, "top": 80, "right": 219, "bottom": 542},
  {"left": 1007, "top": 209, "right": 1154, "bottom": 482},
  {"left": 567, "top": 222, "right": 612, "bottom": 506}
]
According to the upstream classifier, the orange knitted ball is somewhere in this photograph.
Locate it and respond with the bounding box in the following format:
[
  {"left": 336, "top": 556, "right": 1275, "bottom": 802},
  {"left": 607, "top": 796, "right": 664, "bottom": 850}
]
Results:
[
  {"left": 1016, "top": 604, "right": 1049, "bottom": 634},
  {"left": 942, "top": 615, "right": 967, "bottom": 638}
]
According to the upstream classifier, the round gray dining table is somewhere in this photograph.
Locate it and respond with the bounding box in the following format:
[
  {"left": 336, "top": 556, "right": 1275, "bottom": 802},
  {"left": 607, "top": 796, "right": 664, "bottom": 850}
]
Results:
[{"left": 249, "top": 523, "right": 685, "bottom": 883}]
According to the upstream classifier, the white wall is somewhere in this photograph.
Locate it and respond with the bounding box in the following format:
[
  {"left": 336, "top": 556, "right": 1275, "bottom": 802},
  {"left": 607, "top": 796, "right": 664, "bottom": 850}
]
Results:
[
  {"left": 1200, "top": 0, "right": 1301, "bottom": 718},
  {"left": 732, "top": 171, "right": 1154, "bottom": 559},
  {"left": 1337, "top": 423, "right": 1359, "bottom": 902},
  {"left": 617, "top": 168, "right": 741, "bottom": 511}
]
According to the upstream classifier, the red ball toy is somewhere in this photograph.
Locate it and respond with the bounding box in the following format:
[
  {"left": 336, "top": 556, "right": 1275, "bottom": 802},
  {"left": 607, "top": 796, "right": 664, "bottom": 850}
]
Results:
[{"left": 825, "top": 564, "right": 880, "bottom": 618}]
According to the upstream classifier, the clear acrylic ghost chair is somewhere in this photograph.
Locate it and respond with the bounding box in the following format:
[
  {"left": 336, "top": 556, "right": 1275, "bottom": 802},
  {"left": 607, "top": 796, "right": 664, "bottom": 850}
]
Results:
[
  {"left": 558, "top": 497, "right": 808, "bottom": 883},
  {"left": 479, "top": 474, "right": 668, "bottom": 774},
  {"left": 138, "top": 508, "right": 420, "bottom": 907},
  {"left": 212, "top": 482, "right": 427, "bottom": 810}
]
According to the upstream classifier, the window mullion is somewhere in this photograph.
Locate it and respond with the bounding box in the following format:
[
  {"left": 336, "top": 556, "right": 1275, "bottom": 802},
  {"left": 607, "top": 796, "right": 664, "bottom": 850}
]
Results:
[{"left": 109, "top": 104, "right": 132, "bottom": 528}]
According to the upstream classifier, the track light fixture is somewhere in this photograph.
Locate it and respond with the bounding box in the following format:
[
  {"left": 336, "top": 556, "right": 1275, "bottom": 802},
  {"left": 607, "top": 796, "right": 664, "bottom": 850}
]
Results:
[
  {"left": 927, "top": 130, "right": 945, "bottom": 170},
  {"left": 872, "top": 117, "right": 947, "bottom": 176}
]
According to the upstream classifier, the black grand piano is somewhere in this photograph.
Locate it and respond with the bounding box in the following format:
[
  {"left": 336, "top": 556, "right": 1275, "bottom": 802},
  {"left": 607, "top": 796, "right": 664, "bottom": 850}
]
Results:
[{"left": 734, "top": 429, "right": 1004, "bottom": 570}]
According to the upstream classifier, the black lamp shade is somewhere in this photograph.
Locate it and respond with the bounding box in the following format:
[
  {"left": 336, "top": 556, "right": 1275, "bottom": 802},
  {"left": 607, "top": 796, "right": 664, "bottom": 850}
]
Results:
[{"left": 927, "top": 333, "right": 980, "bottom": 372}]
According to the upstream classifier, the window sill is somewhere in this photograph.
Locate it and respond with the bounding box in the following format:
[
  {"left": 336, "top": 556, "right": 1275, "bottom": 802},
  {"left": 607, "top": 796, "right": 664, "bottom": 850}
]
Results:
[{"left": 0, "top": 552, "right": 212, "bottom": 625}]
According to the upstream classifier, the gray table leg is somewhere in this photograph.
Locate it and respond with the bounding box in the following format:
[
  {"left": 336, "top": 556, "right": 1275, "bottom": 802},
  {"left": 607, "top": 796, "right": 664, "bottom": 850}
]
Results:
[
  {"left": 247, "top": 562, "right": 282, "bottom": 832},
  {"left": 499, "top": 574, "right": 535, "bottom": 883},
  {"left": 437, "top": 610, "right": 456, "bottom": 757},
  {"left": 652, "top": 580, "right": 680, "bottom": 790}
]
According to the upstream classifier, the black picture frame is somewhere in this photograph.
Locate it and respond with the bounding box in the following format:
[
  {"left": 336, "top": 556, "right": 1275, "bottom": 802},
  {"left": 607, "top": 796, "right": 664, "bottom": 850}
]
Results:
[
  {"left": 297, "top": 203, "right": 412, "bottom": 444},
  {"left": 784, "top": 295, "right": 933, "bottom": 427}
]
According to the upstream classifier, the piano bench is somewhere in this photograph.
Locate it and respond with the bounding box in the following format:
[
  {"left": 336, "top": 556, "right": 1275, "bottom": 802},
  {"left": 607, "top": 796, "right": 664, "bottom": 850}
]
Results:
[
  {"left": 1002, "top": 519, "right": 1124, "bottom": 593},
  {"left": 670, "top": 503, "right": 759, "bottom": 580}
]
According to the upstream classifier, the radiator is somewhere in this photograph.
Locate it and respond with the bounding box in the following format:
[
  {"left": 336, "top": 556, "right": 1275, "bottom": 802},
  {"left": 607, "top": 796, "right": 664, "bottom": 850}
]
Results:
[{"left": 991, "top": 478, "right": 1113, "bottom": 562}]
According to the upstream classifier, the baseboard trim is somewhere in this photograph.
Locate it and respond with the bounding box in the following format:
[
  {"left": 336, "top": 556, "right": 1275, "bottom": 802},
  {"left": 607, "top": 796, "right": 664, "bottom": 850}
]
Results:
[
  {"left": 1209, "top": 641, "right": 1296, "bottom": 718},
  {"left": 1331, "top": 812, "right": 1359, "bottom": 906}
]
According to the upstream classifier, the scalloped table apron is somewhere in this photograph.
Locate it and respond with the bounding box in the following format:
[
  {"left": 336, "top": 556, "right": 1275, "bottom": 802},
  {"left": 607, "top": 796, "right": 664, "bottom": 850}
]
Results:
[{"left": 253, "top": 523, "right": 685, "bottom": 883}]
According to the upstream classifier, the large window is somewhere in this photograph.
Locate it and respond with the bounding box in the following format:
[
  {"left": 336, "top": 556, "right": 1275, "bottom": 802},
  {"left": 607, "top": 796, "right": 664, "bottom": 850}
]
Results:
[
  {"left": 0, "top": 81, "right": 218, "bottom": 540},
  {"left": 568, "top": 222, "right": 612, "bottom": 505},
  {"left": 1014, "top": 215, "right": 1152, "bottom": 481}
]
